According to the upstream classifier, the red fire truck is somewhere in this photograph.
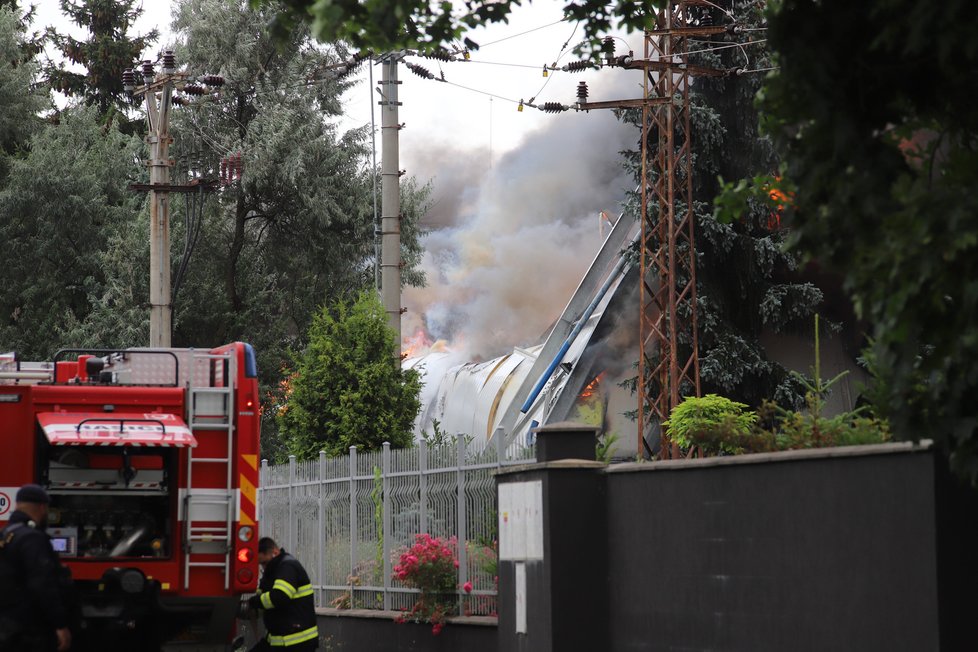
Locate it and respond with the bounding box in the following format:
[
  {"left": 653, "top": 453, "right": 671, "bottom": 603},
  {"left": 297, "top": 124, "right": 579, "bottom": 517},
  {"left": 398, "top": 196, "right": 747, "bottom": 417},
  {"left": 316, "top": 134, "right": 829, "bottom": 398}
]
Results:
[{"left": 0, "top": 343, "right": 260, "bottom": 651}]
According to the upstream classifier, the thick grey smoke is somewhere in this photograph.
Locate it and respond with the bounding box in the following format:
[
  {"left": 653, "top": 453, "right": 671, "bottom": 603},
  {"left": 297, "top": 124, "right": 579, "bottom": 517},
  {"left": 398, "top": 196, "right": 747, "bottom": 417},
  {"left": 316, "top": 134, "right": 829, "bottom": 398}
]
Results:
[{"left": 403, "top": 83, "right": 638, "bottom": 359}]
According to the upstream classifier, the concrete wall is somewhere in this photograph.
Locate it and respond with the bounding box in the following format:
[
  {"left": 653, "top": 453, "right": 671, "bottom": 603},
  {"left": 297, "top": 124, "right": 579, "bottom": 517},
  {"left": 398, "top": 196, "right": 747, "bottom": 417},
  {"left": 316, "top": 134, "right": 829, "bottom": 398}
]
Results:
[
  {"left": 605, "top": 446, "right": 953, "bottom": 651},
  {"left": 496, "top": 439, "right": 978, "bottom": 652},
  {"left": 315, "top": 610, "right": 496, "bottom": 652}
]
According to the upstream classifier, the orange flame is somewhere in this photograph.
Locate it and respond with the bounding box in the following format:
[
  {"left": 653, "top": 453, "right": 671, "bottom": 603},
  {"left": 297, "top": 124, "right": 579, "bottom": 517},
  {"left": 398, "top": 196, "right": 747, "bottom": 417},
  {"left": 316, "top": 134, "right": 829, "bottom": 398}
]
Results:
[
  {"left": 579, "top": 372, "right": 606, "bottom": 400},
  {"left": 402, "top": 327, "right": 433, "bottom": 359}
]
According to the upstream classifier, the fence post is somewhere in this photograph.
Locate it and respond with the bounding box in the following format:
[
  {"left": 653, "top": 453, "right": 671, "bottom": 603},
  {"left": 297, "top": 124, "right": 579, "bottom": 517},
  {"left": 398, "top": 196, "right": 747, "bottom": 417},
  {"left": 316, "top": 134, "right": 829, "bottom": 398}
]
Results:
[
  {"left": 419, "top": 439, "right": 428, "bottom": 535},
  {"left": 288, "top": 455, "right": 296, "bottom": 552},
  {"left": 456, "top": 436, "right": 468, "bottom": 615},
  {"left": 494, "top": 427, "right": 505, "bottom": 466},
  {"left": 382, "top": 442, "right": 392, "bottom": 611},
  {"left": 259, "top": 459, "right": 268, "bottom": 524},
  {"left": 349, "top": 446, "right": 357, "bottom": 605},
  {"left": 318, "top": 450, "right": 326, "bottom": 607}
]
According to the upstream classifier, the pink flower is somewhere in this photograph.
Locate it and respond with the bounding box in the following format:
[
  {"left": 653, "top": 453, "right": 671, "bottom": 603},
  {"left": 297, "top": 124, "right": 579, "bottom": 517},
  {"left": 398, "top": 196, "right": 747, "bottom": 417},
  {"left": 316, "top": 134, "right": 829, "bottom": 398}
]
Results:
[{"left": 462, "top": 581, "right": 473, "bottom": 594}]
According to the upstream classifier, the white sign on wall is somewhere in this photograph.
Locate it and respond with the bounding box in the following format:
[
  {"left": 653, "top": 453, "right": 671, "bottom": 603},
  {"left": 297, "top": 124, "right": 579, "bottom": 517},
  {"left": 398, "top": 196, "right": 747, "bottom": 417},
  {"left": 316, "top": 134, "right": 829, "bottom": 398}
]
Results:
[{"left": 499, "top": 480, "right": 543, "bottom": 561}]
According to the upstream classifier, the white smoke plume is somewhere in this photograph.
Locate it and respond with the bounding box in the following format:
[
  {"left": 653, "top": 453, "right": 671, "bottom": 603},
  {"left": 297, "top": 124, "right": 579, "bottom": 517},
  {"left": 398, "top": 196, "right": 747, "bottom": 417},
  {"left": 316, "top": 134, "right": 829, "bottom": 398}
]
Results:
[{"left": 403, "top": 89, "right": 637, "bottom": 360}]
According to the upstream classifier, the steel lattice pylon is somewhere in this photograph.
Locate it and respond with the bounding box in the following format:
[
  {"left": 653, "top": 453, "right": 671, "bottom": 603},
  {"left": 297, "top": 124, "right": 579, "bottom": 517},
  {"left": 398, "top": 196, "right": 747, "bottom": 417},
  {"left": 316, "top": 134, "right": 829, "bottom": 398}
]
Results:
[{"left": 638, "top": 3, "right": 727, "bottom": 458}]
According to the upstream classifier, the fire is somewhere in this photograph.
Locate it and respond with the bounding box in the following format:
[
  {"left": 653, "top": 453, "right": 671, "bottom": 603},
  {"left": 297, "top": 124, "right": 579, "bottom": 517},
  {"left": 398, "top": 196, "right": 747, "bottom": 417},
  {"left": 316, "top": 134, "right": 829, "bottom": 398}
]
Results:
[
  {"left": 579, "top": 372, "right": 606, "bottom": 400},
  {"left": 402, "top": 327, "right": 433, "bottom": 359}
]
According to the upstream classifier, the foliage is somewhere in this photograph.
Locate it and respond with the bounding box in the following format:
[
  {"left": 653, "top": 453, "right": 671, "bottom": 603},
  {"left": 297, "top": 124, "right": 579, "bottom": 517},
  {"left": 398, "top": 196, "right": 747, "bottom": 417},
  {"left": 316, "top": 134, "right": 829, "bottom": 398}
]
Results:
[
  {"left": 0, "top": 106, "right": 147, "bottom": 356},
  {"left": 755, "top": 0, "right": 978, "bottom": 481},
  {"left": 168, "top": 0, "right": 428, "bottom": 458},
  {"left": 668, "top": 317, "right": 890, "bottom": 455},
  {"left": 46, "top": 0, "right": 158, "bottom": 118},
  {"left": 0, "top": 7, "right": 45, "bottom": 166},
  {"left": 618, "top": 0, "right": 821, "bottom": 415},
  {"left": 277, "top": 291, "right": 421, "bottom": 459},
  {"left": 595, "top": 431, "right": 619, "bottom": 463},
  {"left": 259, "top": 0, "right": 664, "bottom": 57},
  {"left": 420, "top": 419, "right": 473, "bottom": 449},
  {"left": 467, "top": 539, "right": 497, "bottom": 580},
  {"left": 664, "top": 394, "right": 757, "bottom": 455},
  {"left": 393, "top": 533, "right": 459, "bottom": 635}
]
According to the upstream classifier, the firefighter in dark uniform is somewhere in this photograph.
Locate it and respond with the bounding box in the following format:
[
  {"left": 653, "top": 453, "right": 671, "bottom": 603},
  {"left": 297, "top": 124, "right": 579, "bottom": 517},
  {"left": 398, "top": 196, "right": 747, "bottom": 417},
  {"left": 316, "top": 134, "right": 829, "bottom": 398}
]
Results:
[
  {"left": 0, "top": 484, "right": 72, "bottom": 652},
  {"left": 247, "top": 537, "right": 318, "bottom": 651}
]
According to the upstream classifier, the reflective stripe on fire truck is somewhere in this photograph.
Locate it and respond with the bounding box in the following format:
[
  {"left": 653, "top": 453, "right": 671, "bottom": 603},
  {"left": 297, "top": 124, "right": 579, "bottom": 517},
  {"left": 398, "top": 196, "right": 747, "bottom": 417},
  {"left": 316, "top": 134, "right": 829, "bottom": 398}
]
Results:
[
  {"left": 239, "top": 454, "right": 258, "bottom": 526},
  {"left": 266, "top": 625, "right": 318, "bottom": 647}
]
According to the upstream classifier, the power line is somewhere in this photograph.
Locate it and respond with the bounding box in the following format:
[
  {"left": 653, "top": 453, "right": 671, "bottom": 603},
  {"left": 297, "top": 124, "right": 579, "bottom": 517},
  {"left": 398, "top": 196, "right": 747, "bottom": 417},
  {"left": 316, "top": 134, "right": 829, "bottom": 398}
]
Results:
[
  {"left": 474, "top": 19, "right": 567, "bottom": 50},
  {"left": 687, "top": 38, "right": 768, "bottom": 57},
  {"left": 441, "top": 79, "right": 522, "bottom": 105}
]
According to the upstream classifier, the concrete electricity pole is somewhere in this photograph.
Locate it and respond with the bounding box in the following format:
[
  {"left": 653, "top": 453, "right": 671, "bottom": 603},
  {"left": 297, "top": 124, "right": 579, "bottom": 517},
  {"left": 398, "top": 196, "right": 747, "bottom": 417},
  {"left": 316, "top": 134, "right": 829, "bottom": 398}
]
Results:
[
  {"left": 127, "top": 52, "right": 223, "bottom": 348},
  {"left": 379, "top": 54, "right": 404, "bottom": 357},
  {"left": 128, "top": 54, "right": 182, "bottom": 347}
]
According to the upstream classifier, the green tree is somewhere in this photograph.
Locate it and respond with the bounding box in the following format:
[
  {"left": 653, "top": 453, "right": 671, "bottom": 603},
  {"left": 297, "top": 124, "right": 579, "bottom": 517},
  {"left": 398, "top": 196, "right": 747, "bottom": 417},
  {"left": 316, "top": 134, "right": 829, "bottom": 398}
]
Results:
[
  {"left": 169, "top": 0, "right": 427, "bottom": 342},
  {"left": 168, "top": 0, "right": 428, "bottom": 455},
  {"left": 278, "top": 291, "right": 421, "bottom": 460},
  {"left": 0, "top": 105, "right": 147, "bottom": 357},
  {"left": 259, "top": 0, "right": 662, "bottom": 54},
  {"left": 46, "top": 0, "right": 158, "bottom": 117},
  {"left": 619, "top": 1, "right": 819, "bottom": 411},
  {"left": 759, "top": 0, "right": 978, "bottom": 480},
  {"left": 0, "top": 6, "right": 45, "bottom": 174}
]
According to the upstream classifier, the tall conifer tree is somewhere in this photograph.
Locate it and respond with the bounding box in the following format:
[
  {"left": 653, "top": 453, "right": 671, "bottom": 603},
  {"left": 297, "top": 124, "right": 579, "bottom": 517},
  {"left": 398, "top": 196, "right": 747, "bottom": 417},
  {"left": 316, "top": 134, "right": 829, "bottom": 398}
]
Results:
[{"left": 47, "top": 0, "right": 158, "bottom": 116}]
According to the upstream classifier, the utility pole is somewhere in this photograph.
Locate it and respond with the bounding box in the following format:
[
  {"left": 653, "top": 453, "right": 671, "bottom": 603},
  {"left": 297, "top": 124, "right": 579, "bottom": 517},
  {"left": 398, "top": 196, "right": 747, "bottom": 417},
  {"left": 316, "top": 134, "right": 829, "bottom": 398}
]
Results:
[
  {"left": 379, "top": 54, "right": 404, "bottom": 357},
  {"left": 134, "top": 55, "right": 179, "bottom": 347},
  {"left": 565, "top": 4, "right": 727, "bottom": 458},
  {"left": 126, "top": 52, "right": 223, "bottom": 348}
]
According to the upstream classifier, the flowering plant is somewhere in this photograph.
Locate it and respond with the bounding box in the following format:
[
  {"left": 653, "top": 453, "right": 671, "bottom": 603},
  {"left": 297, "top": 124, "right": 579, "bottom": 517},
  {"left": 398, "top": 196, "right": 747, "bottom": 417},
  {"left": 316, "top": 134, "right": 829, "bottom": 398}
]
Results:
[{"left": 393, "top": 534, "right": 459, "bottom": 634}]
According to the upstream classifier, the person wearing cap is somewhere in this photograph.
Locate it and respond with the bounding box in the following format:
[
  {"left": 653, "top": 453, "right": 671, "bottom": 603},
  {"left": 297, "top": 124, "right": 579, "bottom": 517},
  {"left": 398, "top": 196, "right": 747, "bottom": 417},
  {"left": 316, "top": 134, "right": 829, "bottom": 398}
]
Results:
[
  {"left": 246, "top": 537, "right": 318, "bottom": 651},
  {"left": 0, "top": 484, "right": 72, "bottom": 652}
]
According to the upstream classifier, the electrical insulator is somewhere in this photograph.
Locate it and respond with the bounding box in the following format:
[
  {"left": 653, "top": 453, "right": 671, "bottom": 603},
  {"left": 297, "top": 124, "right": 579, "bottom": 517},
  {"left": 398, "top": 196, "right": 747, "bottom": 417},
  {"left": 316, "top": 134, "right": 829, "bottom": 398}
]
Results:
[
  {"left": 541, "top": 102, "right": 566, "bottom": 113},
  {"left": 172, "top": 95, "right": 188, "bottom": 106},
  {"left": 420, "top": 49, "right": 451, "bottom": 62},
  {"left": 162, "top": 50, "right": 176, "bottom": 73},
  {"left": 563, "top": 60, "right": 591, "bottom": 73},
  {"left": 337, "top": 59, "right": 361, "bottom": 80},
  {"left": 407, "top": 63, "right": 434, "bottom": 79},
  {"left": 616, "top": 54, "right": 633, "bottom": 67},
  {"left": 200, "top": 75, "right": 225, "bottom": 87},
  {"left": 577, "top": 81, "right": 589, "bottom": 103},
  {"left": 122, "top": 69, "right": 135, "bottom": 92},
  {"left": 141, "top": 60, "right": 154, "bottom": 83},
  {"left": 603, "top": 36, "right": 616, "bottom": 66},
  {"left": 183, "top": 83, "right": 206, "bottom": 96}
]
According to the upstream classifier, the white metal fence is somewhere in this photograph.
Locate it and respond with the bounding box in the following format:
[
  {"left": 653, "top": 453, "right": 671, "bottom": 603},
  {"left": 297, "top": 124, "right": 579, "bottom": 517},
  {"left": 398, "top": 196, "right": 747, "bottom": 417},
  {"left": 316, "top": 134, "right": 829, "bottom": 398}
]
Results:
[{"left": 257, "top": 436, "right": 533, "bottom": 616}]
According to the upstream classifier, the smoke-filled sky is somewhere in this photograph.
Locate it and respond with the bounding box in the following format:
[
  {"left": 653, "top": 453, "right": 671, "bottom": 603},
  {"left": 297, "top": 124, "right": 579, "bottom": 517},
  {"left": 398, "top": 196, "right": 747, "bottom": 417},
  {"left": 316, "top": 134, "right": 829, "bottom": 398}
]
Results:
[
  {"left": 402, "top": 74, "right": 638, "bottom": 359},
  {"left": 34, "top": 0, "right": 645, "bottom": 359}
]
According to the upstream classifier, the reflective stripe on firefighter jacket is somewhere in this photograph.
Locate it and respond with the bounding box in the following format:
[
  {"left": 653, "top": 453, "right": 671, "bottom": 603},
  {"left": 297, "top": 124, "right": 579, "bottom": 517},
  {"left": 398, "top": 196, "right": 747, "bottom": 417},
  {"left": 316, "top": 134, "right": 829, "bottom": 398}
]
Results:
[{"left": 256, "top": 550, "right": 318, "bottom": 647}]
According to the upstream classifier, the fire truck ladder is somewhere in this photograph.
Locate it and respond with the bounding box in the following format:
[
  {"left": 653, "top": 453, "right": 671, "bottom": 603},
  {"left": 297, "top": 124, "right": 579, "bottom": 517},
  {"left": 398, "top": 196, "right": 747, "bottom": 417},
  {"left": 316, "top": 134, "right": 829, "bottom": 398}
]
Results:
[{"left": 183, "top": 350, "right": 236, "bottom": 590}]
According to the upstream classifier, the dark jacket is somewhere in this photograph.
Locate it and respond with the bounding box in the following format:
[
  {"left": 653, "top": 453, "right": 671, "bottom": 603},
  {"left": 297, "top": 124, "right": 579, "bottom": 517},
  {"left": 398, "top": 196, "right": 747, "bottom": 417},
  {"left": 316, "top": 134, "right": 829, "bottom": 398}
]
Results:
[
  {"left": 0, "top": 510, "right": 69, "bottom": 644},
  {"left": 252, "top": 550, "right": 318, "bottom": 647}
]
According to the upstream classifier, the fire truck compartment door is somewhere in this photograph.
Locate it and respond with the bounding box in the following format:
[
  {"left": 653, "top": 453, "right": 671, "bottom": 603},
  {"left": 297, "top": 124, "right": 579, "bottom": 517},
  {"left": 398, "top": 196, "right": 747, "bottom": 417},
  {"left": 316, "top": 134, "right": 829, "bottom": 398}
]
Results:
[{"left": 37, "top": 412, "right": 198, "bottom": 447}]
